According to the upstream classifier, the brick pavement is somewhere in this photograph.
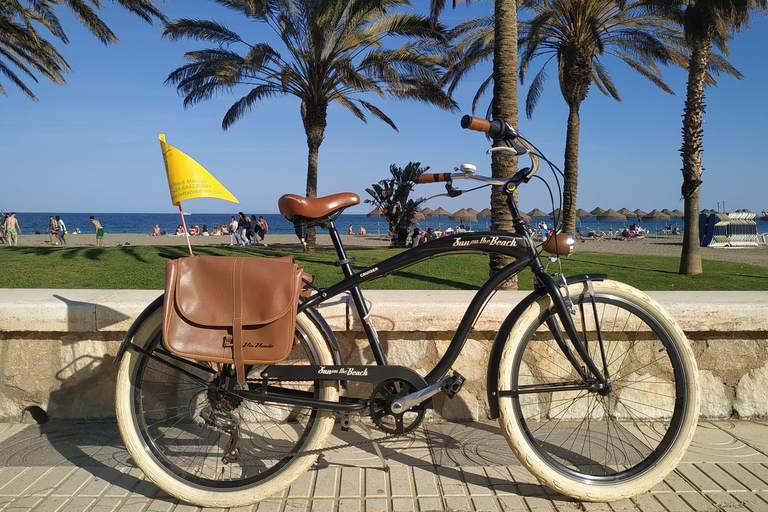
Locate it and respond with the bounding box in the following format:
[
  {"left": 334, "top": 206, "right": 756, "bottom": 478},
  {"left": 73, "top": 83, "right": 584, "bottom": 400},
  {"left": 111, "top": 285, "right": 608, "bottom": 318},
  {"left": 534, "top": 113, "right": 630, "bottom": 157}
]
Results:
[{"left": 1, "top": 420, "right": 768, "bottom": 511}]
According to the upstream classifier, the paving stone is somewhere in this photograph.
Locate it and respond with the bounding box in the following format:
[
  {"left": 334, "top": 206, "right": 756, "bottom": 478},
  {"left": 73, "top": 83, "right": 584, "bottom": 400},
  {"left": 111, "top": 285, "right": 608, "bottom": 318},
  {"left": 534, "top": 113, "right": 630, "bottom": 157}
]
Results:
[
  {"left": 444, "top": 496, "right": 471, "bottom": 510},
  {"left": 363, "top": 468, "right": 387, "bottom": 497},
  {"left": 3, "top": 496, "right": 42, "bottom": 511},
  {"left": 339, "top": 467, "right": 363, "bottom": 498},
  {"left": 28, "top": 496, "right": 70, "bottom": 512},
  {"left": 284, "top": 498, "right": 310, "bottom": 511},
  {"left": 87, "top": 497, "right": 123, "bottom": 512},
  {"left": 391, "top": 497, "right": 416, "bottom": 512},
  {"left": 287, "top": 471, "right": 315, "bottom": 498},
  {"left": 52, "top": 468, "right": 93, "bottom": 496},
  {"left": 484, "top": 467, "right": 516, "bottom": 496},
  {"left": 631, "top": 494, "right": 664, "bottom": 512},
  {"left": 523, "top": 495, "right": 556, "bottom": 511},
  {"left": 388, "top": 466, "right": 412, "bottom": 497},
  {"left": 497, "top": 495, "right": 526, "bottom": 511},
  {"left": 412, "top": 467, "right": 439, "bottom": 497},
  {"left": 607, "top": 499, "right": 638, "bottom": 511},
  {"left": 470, "top": 496, "right": 499, "bottom": 512},
  {"left": 700, "top": 463, "right": 749, "bottom": 491},
  {"left": 704, "top": 492, "right": 746, "bottom": 511},
  {"left": 733, "top": 492, "right": 768, "bottom": 512},
  {"left": 436, "top": 466, "right": 466, "bottom": 497},
  {"left": 0, "top": 467, "right": 49, "bottom": 495},
  {"left": 662, "top": 470, "right": 699, "bottom": 493},
  {"left": 463, "top": 467, "right": 492, "bottom": 497},
  {"left": 677, "top": 492, "right": 719, "bottom": 512},
  {"left": 310, "top": 499, "right": 335, "bottom": 512},
  {"left": 652, "top": 492, "right": 694, "bottom": 512},
  {"left": 313, "top": 467, "right": 339, "bottom": 499},
  {"left": 722, "top": 463, "right": 768, "bottom": 490},
  {"left": 582, "top": 502, "right": 612, "bottom": 511},
  {"left": 417, "top": 497, "right": 443, "bottom": 512},
  {"left": 364, "top": 498, "right": 387, "bottom": 512},
  {"left": 23, "top": 467, "right": 75, "bottom": 496},
  {"left": 102, "top": 468, "right": 142, "bottom": 498},
  {"left": 254, "top": 500, "right": 283, "bottom": 512},
  {"left": 676, "top": 464, "right": 722, "bottom": 492},
  {"left": 60, "top": 497, "right": 96, "bottom": 511},
  {"left": 111, "top": 498, "right": 149, "bottom": 512},
  {"left": 337, "top": 499, "right": 362, "bottom": 512}
]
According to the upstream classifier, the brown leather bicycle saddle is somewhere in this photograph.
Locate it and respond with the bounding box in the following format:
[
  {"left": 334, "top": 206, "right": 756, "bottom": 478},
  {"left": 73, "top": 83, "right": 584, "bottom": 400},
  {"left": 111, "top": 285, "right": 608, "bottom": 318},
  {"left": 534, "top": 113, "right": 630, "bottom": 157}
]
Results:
[{"left": 278, "top": 192, "right": 360, "bottom": 221}]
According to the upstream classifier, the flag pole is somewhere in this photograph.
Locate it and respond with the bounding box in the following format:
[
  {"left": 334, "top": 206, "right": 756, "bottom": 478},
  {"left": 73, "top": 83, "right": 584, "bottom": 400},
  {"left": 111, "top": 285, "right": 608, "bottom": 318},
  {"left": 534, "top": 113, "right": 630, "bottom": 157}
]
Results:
[{"left": 178, "top": 203, "right": 193, "bottom": 256}]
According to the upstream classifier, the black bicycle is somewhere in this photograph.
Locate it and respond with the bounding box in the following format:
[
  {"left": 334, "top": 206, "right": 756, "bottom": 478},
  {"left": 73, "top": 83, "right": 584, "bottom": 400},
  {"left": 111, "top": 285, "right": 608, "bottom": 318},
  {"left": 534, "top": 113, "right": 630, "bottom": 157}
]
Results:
[{"left": 114, "top": 116, "right": 699, "bottom": 507}]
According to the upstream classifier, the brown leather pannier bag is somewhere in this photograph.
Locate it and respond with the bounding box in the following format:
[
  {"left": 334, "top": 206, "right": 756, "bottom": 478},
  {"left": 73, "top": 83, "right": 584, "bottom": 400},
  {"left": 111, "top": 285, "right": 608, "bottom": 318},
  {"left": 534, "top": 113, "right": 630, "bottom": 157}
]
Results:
[{"left": 163, "top": 255, "right": 305, "bottom": 384}]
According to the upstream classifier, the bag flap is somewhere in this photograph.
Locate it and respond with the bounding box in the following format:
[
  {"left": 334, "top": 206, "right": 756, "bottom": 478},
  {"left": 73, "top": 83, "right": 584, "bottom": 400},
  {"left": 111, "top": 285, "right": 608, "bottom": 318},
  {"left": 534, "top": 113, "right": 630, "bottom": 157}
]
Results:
[{"left": 173, "top": 256, "right": 301, "bottom": 327}]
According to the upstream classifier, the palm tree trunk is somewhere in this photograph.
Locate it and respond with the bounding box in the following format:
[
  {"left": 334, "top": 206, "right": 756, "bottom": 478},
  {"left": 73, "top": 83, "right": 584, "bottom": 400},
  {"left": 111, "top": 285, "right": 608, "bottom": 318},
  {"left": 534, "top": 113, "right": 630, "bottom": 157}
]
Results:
[
  {"left": 679, "top": 37, "right": 710, "bottom": 275},
  {"left": 490, "top": 0, "right": 519, "bottom": 289},
  {"left": 562, "top": 103, "right": 580, "bottom": 236},
  {"left": 301, "top": 101, "right": 328, "bottom": 253}
]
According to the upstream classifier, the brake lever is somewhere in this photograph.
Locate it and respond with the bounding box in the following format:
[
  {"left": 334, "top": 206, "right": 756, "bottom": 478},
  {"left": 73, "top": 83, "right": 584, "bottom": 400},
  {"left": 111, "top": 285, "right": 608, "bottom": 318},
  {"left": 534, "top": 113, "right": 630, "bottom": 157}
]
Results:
[{"left": 445, "top": 181, "right": 464, "bottom": 198}]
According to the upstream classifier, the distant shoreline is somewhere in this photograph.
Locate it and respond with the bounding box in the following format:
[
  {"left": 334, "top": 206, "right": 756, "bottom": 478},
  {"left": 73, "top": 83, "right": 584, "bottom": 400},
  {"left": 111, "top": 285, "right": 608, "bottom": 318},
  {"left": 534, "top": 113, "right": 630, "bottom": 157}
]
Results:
[{"left": 4, "top": 232, "right": 768, "bottom": 267}]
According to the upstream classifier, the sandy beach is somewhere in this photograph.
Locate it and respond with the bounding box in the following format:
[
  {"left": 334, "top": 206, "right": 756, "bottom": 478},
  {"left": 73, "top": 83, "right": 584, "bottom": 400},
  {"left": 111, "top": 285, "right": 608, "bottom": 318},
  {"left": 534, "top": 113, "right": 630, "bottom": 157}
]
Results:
[{"left": 7, "top": 232, "right": 768, "bottom": 267}]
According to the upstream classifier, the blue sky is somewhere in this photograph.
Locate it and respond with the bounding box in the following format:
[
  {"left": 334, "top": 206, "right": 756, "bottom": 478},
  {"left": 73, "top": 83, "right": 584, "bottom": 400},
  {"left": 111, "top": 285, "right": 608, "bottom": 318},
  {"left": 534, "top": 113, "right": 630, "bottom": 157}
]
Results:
[{"left": 1, "top": 1, "right": 766, "bottom": 216}]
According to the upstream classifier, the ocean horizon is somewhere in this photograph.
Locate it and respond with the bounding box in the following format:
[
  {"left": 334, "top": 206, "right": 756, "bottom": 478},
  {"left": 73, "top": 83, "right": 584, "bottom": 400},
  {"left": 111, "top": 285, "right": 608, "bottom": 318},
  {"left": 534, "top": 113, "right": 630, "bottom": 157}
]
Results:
[{"left": 8, "top": 211, "right": 764, "bottom": 237}]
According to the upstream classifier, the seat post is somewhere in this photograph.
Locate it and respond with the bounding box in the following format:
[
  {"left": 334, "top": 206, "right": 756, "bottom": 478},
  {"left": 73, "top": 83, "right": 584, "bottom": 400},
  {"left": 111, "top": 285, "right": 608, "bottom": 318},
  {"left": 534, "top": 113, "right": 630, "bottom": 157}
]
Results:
[{"left": 327, "top": 221, "right": 388, "bottom": 365}]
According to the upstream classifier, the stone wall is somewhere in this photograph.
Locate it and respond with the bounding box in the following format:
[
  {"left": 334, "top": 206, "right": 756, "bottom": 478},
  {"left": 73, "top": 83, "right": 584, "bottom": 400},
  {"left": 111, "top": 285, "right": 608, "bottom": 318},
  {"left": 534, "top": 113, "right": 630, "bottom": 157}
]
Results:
[{"left": 0, "top": 289, "right": 766, "bottom": 421}]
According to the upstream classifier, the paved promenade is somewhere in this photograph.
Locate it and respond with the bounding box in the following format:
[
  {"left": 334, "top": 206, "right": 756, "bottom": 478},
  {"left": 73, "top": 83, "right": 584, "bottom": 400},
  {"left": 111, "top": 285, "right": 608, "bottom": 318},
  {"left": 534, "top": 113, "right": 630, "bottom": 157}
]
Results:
[{"left": 1, "top": 420, "right": 768, "bottom": 511}]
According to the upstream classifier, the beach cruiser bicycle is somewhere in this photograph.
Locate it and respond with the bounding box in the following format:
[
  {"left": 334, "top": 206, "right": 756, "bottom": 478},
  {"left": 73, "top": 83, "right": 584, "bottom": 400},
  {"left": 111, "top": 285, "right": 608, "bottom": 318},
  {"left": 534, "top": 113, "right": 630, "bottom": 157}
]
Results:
[{"left": 113, "top": 116, "right": 699, "bottom": 507}]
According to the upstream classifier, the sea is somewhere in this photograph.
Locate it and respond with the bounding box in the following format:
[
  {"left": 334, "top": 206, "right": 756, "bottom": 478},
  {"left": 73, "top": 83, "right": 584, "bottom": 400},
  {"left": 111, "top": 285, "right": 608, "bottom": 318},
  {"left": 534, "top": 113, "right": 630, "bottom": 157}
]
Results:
[{"left": 10, "top": 212, "right": 768, "bottom": 237}]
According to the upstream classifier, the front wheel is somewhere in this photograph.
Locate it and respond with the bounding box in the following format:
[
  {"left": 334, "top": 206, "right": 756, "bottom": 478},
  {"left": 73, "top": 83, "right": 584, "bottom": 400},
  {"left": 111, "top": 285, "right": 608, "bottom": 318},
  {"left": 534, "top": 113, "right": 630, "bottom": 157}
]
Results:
[
  {"left": 115, "top": 307, "right": 338, "bottom": 508},
  {"left": 497, "top": 280, "right": 699, "bottom": 502}
]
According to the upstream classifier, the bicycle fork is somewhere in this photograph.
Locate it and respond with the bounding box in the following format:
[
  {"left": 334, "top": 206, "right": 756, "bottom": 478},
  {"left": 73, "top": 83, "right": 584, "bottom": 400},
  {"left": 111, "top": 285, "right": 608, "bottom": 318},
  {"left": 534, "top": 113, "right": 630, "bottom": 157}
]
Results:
[{"left": 536, "top": 272, "right": 611, "bottom": 393}]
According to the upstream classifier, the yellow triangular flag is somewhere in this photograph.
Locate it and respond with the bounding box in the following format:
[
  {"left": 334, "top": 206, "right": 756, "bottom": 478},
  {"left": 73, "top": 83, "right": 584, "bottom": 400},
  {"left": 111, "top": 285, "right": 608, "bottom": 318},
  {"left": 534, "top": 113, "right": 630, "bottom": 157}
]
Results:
[{"left": 159, "top": 134, "right": 239, "bottom": 206}]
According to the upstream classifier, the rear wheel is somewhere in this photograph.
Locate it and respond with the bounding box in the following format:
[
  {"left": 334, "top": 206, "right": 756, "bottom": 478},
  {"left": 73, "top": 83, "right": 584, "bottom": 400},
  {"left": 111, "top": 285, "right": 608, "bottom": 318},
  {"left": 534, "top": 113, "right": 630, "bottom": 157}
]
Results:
[
  {"left": 497, "top": 280, "right": 699, "bottom": 501},
  {"left": 115, "top": 308, "right": 338, "bottom": 508}
]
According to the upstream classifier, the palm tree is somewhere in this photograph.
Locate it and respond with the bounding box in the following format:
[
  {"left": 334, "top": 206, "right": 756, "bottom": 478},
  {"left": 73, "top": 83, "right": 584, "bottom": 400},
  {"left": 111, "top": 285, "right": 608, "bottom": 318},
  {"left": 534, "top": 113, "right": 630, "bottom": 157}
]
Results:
[
  {"left": 446, "top": 0, "right": 685, "bottom": 236},
  {"left": 653, "top": 0, "right": 766, "bottom": 275},
  {"left": 163, "top": 0, "right": 456, "bottom": 253},
  {"left": 432, "top": 0, "right": 521, "bottom": 286},
  {"left": 0, "top": 0, "right": 165, "bottom": 99}
]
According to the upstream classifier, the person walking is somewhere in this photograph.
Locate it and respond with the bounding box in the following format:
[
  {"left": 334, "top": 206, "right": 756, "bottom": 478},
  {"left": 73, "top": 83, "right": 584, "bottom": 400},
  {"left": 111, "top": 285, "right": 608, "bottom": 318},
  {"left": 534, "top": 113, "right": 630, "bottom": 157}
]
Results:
[
  {"left": 229, "top": 215, "right": 241, "bottom": 246},
  {"left": 90, "top": 216, "right": 104, "bottom": 246},
  {"left": 56, "top": 215, "right": 67, "bottom": 245},
  {"left": 238, "top": 212, "right": 250, "bottom": 246},
  {"left": 3, "top": 212, "right": 20, "bottom": 245},
  {"left": 46, "top": 216, "right": 58, "bottom": 243},
  {"left": 258, "top": 215, "right": 269, "bottom": 242}
]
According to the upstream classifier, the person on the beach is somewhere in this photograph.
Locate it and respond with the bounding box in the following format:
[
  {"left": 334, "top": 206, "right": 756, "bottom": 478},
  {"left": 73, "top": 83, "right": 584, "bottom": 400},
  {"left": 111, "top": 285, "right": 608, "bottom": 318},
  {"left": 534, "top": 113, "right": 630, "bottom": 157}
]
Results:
[
  {"left": 359, "top": 226, "right": 366, "bottom": 235},
  {"left": 90, "top": 216, "right": 104, "bottom": 246},
  {"left": 175, "top": 225, "right": 185, "bottom": 236},
  {"left": 258, "top": 216, "right": 268, "bottom": 242},
  {"left": 202, "top": 224, "right": 209, "bottom": 236},
  {"left": 248, "top": 215, "right": 260, "bottom": 245},
  {"left": 152, "top": 224, "right": 161, "bottom": 236},
  {"left": 47, "top": 216, "right": 58, "bottom": 242},
  {"left": 220, "top": 223, "right": 228, "bottom": 235},
  {"left": 212, "top": 225, "right": 221, "bottom": 236},
  {"left": 348, "top": 224, "right": 355, "bottom": 235},
  {"left": 3, "top": 212, "right": 20, "bottom": 245},
  {"left": 238, "top": 212, "right": 249, "bottom": 245},
  {"left": 229, "top": 216, "right": 241, "bottom": 245},
  {"left": 56, "top": 216, "right": 67, "bottom": 245}
]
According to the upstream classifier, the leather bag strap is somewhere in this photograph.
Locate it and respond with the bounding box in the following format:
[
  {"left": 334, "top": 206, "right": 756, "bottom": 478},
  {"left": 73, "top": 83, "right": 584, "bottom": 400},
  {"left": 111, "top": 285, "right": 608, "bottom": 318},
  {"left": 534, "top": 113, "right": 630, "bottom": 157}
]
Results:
[{"left": 232, "top": 257, "right": 246, "bottom": 384}]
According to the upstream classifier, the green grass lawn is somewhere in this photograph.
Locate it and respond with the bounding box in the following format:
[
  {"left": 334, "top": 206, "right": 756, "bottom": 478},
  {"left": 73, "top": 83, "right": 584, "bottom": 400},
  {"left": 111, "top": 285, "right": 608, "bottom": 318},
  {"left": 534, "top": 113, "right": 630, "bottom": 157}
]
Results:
[{"left": 0, "top": 245, "right": 767, "bottom": 291}]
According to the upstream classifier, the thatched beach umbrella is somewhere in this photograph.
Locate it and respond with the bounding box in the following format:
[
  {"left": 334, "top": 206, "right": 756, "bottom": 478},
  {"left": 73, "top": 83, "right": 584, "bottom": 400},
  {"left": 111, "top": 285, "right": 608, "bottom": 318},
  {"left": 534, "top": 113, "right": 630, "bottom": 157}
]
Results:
[
  {"left": 367, "top": 207, "right": 384, "bottom": 235},
  {"left": 642, "top": 209, "right": 671, "bottom": 237},
  {"left": 618, "top": 208, "right": 634, "bottom": 217},
  {"left": 430, "top": 207, "right": 450, "bottom": 229},
  {"left": 478, "top": 208, "right": 492, "bottom": 217},
  {"left": 661, "top": 208, "right": 673, "bottom": 216},
  {"left": 597, "top": 209, "right": 626, "bottom": 232},
  {"left": 670, "top": 209, "right": 684, "bottom": 218},
  {"left": 420, "top": 207, "right": 433, "bottom": 227},
  {"left": 633, "top": 208, "right": 648, "bottom": 219},
  {"left": 528, "top": 208, "right": 548, "bottom": 217},
  {"left": 449, "top": 208, "right": 478, "bottom": 228},
  {"left": 575, "top": 208, "right": 592, "bottom": 217}
]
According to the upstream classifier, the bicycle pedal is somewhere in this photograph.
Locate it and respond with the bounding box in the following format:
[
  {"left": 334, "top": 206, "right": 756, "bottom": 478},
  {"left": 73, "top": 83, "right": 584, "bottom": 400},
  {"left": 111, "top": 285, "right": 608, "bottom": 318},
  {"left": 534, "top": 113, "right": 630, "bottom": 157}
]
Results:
[{"left": 441, "top": 372, "right": 466, "bottom": 399}]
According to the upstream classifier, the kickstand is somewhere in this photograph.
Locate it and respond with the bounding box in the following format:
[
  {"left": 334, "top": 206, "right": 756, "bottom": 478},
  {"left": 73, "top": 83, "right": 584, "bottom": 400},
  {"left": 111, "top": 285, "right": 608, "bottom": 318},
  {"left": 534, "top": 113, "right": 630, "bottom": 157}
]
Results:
[{"left": 359, "top": 421, "right": 390, "bottom": 472}]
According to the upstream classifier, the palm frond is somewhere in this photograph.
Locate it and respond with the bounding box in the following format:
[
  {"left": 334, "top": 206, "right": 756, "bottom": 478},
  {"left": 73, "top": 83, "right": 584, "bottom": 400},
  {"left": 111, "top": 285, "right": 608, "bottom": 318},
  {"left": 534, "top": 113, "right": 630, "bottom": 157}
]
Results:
[
  {"left": 222, "top": 84, "right": 281, "bottom": 129},
  {"left": 163, "top": 19, "right": 245, "bottom": 45}
]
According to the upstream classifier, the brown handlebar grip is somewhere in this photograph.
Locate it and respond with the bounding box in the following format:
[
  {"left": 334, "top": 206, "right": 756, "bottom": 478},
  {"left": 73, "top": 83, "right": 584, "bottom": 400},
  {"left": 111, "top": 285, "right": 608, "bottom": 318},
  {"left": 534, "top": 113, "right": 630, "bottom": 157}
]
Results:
[
  {"left": 418, "top": 172, "right": 452, "bottom": 184},
  {"left": 460, "top": 115, "right": 491, "bottom": 133}
]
